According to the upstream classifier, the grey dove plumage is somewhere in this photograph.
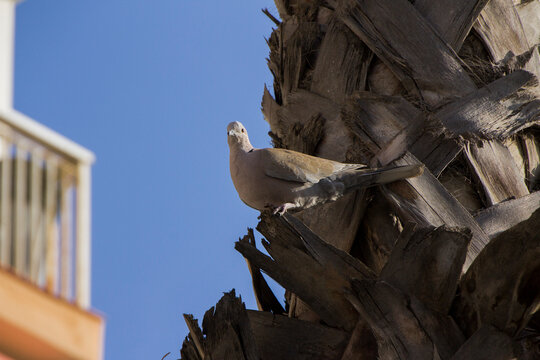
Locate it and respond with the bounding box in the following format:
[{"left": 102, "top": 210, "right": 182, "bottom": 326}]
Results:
[{"left": 227, "top": 121, "right": 423, "bottom": 214}]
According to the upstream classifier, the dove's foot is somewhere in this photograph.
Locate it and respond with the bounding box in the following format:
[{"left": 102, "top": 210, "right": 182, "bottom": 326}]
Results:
[{"left": 272, "top": 203, "right": 296, "bottom": 216}]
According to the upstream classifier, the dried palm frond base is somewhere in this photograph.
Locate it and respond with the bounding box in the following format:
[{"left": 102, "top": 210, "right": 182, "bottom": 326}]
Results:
[
  {"left": 180, "top": 209, "right": 540, "bottom": 359},
  {"left": 179, "top": 0, "right": 540, "bottom": 358}
]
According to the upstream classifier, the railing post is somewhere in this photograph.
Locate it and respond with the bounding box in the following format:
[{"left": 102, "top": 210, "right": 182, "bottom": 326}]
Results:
[
  {"left": 29, "top": 148, "right": 44, "bottom": 283},
  {"left": 60, "top": 173, "right": 73, "bottom": 300},
  {"left": 45, "top": 157, "right": 58, "bottom": 294},
  {"left": 76, "top": 162, "right": 91, "bottom": 308},
  {"left": 14, "top": 145, "right": 28, "bottom": 276},
  {"left": 0, "top": 136, "right": 12, "bottom": 267}
]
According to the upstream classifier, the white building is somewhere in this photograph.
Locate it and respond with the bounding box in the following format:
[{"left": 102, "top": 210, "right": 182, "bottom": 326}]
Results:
[{"left": 0, "top": 1, "right": 104, "bottom": 359}]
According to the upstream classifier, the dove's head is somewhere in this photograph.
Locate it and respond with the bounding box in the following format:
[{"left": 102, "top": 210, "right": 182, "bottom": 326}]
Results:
[{"left": 227, "top": 121, "right": 253, "bottom": 152}]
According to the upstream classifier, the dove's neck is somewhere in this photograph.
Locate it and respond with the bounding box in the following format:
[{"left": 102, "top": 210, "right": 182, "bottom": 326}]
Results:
[{"left": 229, "top": 137, "right": 254, "bottom": 154}]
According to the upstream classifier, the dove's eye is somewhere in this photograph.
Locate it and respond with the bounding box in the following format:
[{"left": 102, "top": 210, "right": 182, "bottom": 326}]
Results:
[{"left": 241, "top": 129, "right": 245, "bottom": 133}]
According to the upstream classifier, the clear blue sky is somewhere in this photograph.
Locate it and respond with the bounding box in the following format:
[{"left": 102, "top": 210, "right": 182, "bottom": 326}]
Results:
[{"left": 14, "top": 1, "right": 279, "bottom": 358}]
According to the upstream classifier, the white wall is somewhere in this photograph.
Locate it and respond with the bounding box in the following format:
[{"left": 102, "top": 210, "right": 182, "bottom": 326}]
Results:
[{"left": 0, "top": 0, "right": 16, "bottom": 110}]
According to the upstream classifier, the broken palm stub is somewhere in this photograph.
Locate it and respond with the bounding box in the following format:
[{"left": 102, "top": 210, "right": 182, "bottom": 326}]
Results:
[{"left": 181, "top": 210, "right": 540, "bottom": 359}]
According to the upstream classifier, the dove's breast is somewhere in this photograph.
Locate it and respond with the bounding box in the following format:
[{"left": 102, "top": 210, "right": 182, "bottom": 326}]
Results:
[{"left": 230, "top": 150, "right": 304, "bottom": 211}]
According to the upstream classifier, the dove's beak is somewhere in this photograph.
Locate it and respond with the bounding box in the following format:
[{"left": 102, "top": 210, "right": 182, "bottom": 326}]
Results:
[{"left": 227, "top": 129, "right": 239, "bottom": 137}]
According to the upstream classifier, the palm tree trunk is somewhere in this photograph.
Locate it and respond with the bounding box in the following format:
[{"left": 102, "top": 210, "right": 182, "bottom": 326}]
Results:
[{"left": 180, "top": 0, "right": 540, "bottom": 358}]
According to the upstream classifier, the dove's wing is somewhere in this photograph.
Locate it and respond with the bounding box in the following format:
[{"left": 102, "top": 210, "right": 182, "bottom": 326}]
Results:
[{"left": 259, "top": 148, "right": 360, "bottom": 183}]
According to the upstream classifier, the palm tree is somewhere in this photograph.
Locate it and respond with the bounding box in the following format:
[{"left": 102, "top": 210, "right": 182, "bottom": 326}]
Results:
[{"left": 180, "top": 0, "right": 540, "bottom": 358}]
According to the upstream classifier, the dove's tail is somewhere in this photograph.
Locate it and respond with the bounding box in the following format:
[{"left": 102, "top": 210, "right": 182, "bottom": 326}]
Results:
[{"left": 338, "top": 164, "right": 424, "bottom": 192}]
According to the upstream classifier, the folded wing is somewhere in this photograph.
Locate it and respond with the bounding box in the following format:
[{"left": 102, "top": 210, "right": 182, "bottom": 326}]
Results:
[{"left": 260, "top": 148, "right": 363, "bottom": 183}]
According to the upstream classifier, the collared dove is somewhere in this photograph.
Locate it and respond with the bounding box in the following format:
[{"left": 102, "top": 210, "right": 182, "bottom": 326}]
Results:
[{"left": 227, "top": 121, "right": 423, "bottom": 215}]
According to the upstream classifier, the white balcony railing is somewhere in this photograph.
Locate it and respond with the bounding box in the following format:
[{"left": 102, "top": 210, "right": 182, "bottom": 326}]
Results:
[{"left": 0, "top": 108, "right": 94, "bottom": 309}]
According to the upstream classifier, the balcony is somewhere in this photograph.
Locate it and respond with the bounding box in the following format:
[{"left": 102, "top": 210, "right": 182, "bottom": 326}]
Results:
[{"left": 0, "top": 107, "right": 103, "bottom": 360}]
